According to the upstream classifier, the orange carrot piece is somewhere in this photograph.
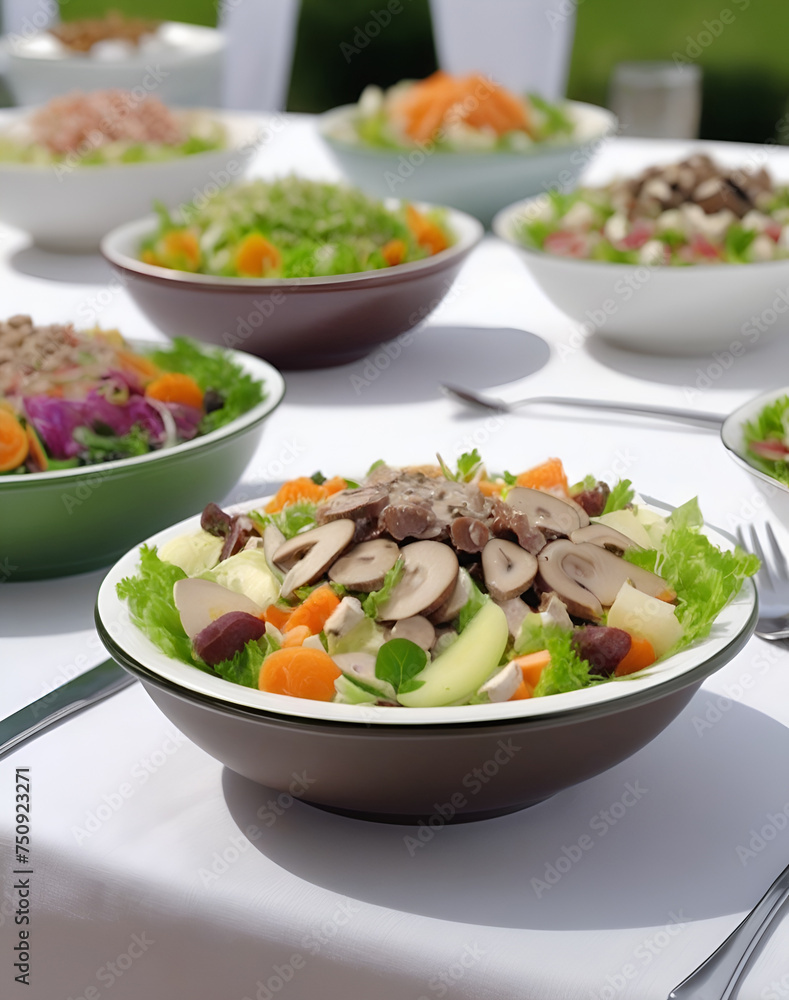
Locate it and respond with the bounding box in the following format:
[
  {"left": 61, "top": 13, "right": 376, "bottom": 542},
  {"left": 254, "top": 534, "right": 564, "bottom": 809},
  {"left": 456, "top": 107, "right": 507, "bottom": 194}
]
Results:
[
  {"left": 235, "top": 233, "right": 282, "bottom": 277},
  {"left": 162, "top": 229, "right": 201, "bottom": 270},
  {"left": 509, "top": 679, "right": 533, "bottom": 701},
  {"left": 145, "top": 372, "right": 204, "bottom": 409},
  {"left": 406, "top": 205, "right": 450, "bottom": 255},
  {"left": 516, "top": 458, "right": 569, "bottom": 495},
  {"left": 615, "top": 637, "right": 656, "bottom": 677},
  {"left": 264, "top": 476, "right": 348, "bottom": 513},
  {"left": 0, "top": 410, "right": 29, "bottom": 472},
  {"left": 263, "top": 604, "right": 292, "bottom": 630},
  {"left": 657, "top": 588, "right": 678, "bottom": 603},
  {"left": 285, "top": 585, "right": 340, "bottom": 635},
  {"left": 259, "top": 647, "right": 341, "bottom": 701},
  {"left": 282, "top": 625, "right": 311, "bottom": 648},
  {"left": 381, "top": 238, "right": 407, "bottom": 267},
  {"left": 478, "top": 479, "right": 505, "bottom": 497},
  {"left": 116, "top": 348, "right": 161, "bottom": 384},
  {"left": 512, "top": 649, "right": 552, "bottom": 689}
]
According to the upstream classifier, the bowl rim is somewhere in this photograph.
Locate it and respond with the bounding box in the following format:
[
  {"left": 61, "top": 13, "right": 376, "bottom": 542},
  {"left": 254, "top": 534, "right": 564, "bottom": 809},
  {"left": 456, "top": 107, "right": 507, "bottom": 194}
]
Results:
[
  {"left": 95, "top": 495, "right": 757, "bottom": 729},
  {"left": 0, "top": 340, "right": 285, "bottom": 488},
  {"left": 721, "top": 384, "right": 789, "bottom": 494},
  {"left": 492, "top": 193, "right": 789, "bottom": 275},
  {"left": 2, "top": 20, "right": 225, "bottom": 63},
  {"left": 100, "top": 202, "right": 485, "bottom": 289},
  {"left": 318, "top": 99, "right": 618, "bottom": 159},
  {"left": 0, "top": 107, "right": 266, "bottom": 176}
]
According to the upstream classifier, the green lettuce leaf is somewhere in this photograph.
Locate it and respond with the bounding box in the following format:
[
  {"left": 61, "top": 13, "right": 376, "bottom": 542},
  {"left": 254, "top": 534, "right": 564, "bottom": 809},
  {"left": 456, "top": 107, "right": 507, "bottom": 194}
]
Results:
[
  {"left": 602, "top": 479, "right": 635, "bottom": 514},
  {"left": 250, "top": 501, "right": 318, "bottom": 540},
  {"left": 116, "top": 545, "right": 201, "bottom": 668},
  {"left": 457, "top": 572, "right": 488, "bottom": 632},
  {"left": 362, "top": 558, "right": 404, "bottom": 618},
  {"left": 212, "top": 636, "right": 275, "bottom": 689},
  {"left": 625, "top": 498, "right": 759, "bottom": 646},
  {"left": 532, "top": 626, "right": 597, "bottom": 697},
  {"left": 147, "top": 337, "right": 265, "bottom": 433},
  {"left": 375, "top": 638, "right": 427, "bottom": 694},
  {"left": 743, "top": 395, "right": 789, "bottom": 486}
]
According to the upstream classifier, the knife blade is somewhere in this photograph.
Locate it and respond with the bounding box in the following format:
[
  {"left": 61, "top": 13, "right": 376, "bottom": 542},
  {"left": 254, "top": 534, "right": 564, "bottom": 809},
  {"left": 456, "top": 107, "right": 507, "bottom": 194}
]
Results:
[{"left": 0, "top": 659, "right": 135, "bottom": 760}]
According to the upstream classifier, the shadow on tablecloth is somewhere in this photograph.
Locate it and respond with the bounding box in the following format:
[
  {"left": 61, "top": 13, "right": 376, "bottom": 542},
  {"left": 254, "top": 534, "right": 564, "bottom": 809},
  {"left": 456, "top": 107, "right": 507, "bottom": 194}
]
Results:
[
  {"left": 281, "top": 326, "right": 550, "bottom": 407},
  {"left": 222, "top": 693, "right": 789, "bottom": 931}
]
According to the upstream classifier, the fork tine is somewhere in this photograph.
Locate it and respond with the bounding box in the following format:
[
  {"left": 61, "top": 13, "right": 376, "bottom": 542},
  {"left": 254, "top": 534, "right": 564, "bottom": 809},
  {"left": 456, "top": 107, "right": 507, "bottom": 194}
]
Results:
[
  {"left": 748, "top": 525, "right": 774, "bottom": 589},
  {"left": 765, "top": 522, "right": 789, "bottom": 582}
]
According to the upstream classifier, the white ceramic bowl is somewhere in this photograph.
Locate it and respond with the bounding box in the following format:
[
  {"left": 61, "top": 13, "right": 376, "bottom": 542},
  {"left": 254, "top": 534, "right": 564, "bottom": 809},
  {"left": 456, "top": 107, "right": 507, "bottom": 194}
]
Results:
[
  {"left": 96, "top": 499, "right": 756, "bottom": 822},
  {"left": 722, "top": 386, "right": 789, "bottom": 526},
  {"left": 319, "top": 101, "right": 617, "bottom": 226},
  {"left": 493, "top": 195, "right": 789, "bottom": 356},
  {"left": 0, "top": 109, "right": 265, "bottom": 251},
  {"left": 1, "top": 22, "right": 225, "bottom": 107}
]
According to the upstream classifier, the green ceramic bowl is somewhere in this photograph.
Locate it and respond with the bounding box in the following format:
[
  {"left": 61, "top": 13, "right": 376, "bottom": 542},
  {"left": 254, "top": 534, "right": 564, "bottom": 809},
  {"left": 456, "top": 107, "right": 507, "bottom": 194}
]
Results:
[{"left": 0, "top": 345, "right": 285, "bottom": 581}]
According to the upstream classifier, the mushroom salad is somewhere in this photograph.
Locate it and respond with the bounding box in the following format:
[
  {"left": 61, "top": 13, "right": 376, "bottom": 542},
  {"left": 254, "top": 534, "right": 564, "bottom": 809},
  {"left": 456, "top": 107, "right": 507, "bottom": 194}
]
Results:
[{"left": 118, "top": 454, "right": 758, "bottom": 707}]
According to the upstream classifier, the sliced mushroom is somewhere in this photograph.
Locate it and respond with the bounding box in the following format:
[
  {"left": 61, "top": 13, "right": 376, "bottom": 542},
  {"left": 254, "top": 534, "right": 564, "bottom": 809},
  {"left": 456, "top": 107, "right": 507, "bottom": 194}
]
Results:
[
  {"left": 570, "top": 523, "right": 642, "bottom": 554},
  {"left": 478, "top": 660, "right": 522, "bottom": 703},
  {"left": 174, "top": 578, "right": 263, "bottom": 640},
  {"left": 428, "top": 569, "right": 470, "bottom": 624},
  {"left": 324, "top": 596, "right": 365, "bottom": 638},
  {"left": 262, "top": 523, "right": 286, "bottom": 570},
  {"left": 315, "top": 486, "right": 389, "bottom": 525},
  {"left": 494, "top": 597, "right": 533, "bottom": 640},
  {"left": 449, "top": 516, "right": 490, "bottom": 553},
  {"left": 390, "top": 615, "right": 436, "bottom": 650},
  {"left": 506, "top": 487, "right": 590, "bottom": 536},
  {"left": 539, "top": 539, "right": 671, "bottom": 620},
  {"left": 272, "top": 519, "right": 355, "bottom": 599},
  {"left": 376, "top": 541, "right": 458, "bottom": 621},
  {"left": 482, "top": 538, "right": 538, "bottom": 601},
  {"left": 328, "top": 538, "right": 399, "bottom": 591}
]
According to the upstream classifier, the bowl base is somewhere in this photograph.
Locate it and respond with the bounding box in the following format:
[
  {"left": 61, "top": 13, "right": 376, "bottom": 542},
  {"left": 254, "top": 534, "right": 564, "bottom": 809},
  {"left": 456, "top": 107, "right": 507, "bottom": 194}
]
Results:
[{"left": 305, "top": 796, "right": 551, "bottom": 825}]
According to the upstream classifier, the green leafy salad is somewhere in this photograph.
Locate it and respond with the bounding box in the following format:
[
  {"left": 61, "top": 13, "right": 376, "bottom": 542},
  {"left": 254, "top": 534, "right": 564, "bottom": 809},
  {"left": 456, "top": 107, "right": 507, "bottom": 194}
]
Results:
[
  {"left": 743, "top": 394, "right": 789, "bottom": 485},
  {"left": 139, "top": 178, "right": 454, "bottom": 277},
  {"left": 116, "top": 454, "right": 757, "bottom": 710}
]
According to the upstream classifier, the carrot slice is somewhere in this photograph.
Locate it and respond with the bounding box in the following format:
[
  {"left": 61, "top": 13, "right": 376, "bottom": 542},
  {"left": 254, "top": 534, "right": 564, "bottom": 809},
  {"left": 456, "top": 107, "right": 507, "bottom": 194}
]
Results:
[
  {"left": 615, "top": 637, "right": 656, "bottom": 677},
  {"left": 282, "top": 625, "right": 311, "bottom": 648},
  {"left": 0, "top": 410, "right": 29, "bottom": 472},
  {"left": 116, "top": 348, "right": 161, "bottom": 384},
  {"left": 145, "top": 372, "right": 204, "bottom": 409},
  {"left": 259, "top": 647, "right": 341, "bottom": 701},
  {"left": 516, "top": 458, "right": 569, "bottom": 495},
  {"left": 381, "top": 238, "right": 407, "bottom": 267},
  {"left": 235, "top": 233, "right": 282, "bottom": 277},
  {"left": 477, "top": 479, "right": 505, "bottom": 497},
  {"left": 509, "top": 679, "right": 533, "bottom": 701},
  {"left": 264, "top": 476, "right": 348, "bottom": 513},
  {"left": 161, "top": 229, "right": 201, "bottom": 270},
  {"left": 512, "top": 649, "right": 552, "bottom": 689},
  {"left": 284, "top": 585, "right": 340, "bottom": 635},
  {"left": 406, "top": 205, "right": 450, "bottom": 255},
  {"left": 263, "top": 604, "right": 293, "bottom": 630}
]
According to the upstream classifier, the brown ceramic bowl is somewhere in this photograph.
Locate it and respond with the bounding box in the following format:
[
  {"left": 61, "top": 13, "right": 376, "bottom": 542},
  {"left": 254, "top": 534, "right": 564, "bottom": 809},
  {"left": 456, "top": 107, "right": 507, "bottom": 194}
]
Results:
[
  {"left": 95, "top": 498, "right": 757, "bottom": 824},
  {"left": 100, "top": 207, "right": 483, "bottom": 370}
]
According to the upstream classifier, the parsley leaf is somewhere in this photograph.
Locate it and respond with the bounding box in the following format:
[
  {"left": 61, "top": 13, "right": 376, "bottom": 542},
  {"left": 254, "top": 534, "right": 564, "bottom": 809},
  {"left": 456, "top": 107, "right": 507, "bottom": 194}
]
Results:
[{"left": 362, "top": 558, "right": 404, "bottom": 618}]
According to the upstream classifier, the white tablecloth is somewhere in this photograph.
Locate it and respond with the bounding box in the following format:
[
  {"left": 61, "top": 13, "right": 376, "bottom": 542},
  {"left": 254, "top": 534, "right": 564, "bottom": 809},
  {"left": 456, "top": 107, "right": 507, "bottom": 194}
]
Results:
[{"left": 3, "top": 118, "right": 789, "bottom": 1000}]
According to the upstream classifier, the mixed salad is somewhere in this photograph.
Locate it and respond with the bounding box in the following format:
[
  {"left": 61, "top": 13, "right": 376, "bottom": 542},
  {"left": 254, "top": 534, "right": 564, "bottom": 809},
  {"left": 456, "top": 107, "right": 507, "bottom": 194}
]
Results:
[
  {"left": 0, "top": 90, "right": 225, "bottom": 167},
  {"left": 0, "top": 317, "right": 264, "bottom": 475},
  {"left": 48, "top": 11, "right": 161, "bottom": 53},
  {"left": 117, "top": 454, "right": 757, "bottom": 709},
  {"left": 139, "top": 178, "right": 454, "bottom": 277},
  {"left": 333, "top": 71, "right": 575, "bottom": 152},
  {"left": 517, "top": 154, "right": 789, "bottom": 265},
  {"left": 744, "top": 395, "right": 789, "bottom": 484}
]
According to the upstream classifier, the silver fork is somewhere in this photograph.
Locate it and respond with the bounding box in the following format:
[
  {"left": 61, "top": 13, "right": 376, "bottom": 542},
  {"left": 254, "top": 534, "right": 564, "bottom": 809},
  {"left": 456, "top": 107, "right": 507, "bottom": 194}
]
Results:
[{"left": 736, "top": 523, "right": 789, "bottom": 640}]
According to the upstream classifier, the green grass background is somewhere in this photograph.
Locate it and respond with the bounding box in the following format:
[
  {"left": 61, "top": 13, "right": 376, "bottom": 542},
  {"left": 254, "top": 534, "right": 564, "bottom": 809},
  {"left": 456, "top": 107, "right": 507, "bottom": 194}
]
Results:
[{"left": 6, "top": 0, "right": 786, "bottom": 141}]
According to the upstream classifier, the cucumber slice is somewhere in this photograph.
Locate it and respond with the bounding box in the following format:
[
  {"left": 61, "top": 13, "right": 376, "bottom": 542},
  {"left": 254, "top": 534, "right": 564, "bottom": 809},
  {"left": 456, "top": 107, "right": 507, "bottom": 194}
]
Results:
[{"left": 398, "top": 601, "right": 509, "bottom": 708}]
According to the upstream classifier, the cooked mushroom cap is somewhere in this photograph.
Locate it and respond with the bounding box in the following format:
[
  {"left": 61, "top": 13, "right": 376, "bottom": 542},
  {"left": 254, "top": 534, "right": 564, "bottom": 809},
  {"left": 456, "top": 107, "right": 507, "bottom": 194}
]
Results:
[
  {"left": 539, "top": 539, "right": 671, "bottom": 620},
  {"left": 428, "top": 569, "right": 469, "bottom": 624},
  {"left": 570, "top": 523, "right": 642, "bottom": 553},
  {"left": 173, "top": 578, "right": 263, "bottom": 640},
  {"left": 390, "top": 615, "right": 436, "bottom": 650},
  {"left": 376, "top": 540, "right": 459, "bottom": 621},
  {"left": 273, "top": 519, "right": 356, "bottom": 598},
  {"left": 482, "top": 537, "right": 538, "bottom": 601},
  {"left": 329, "top": 538, "right": 400, "bottom": 591},
  {"left": 506, "top": 487, "right": 590, "bottom": 535}
]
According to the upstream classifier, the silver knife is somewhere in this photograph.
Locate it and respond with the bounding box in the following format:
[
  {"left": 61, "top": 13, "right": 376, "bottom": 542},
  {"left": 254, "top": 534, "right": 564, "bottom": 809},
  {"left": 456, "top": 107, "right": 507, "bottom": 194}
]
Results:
[{"left": 0, "top": 659, "right": 135, "bottom": 760}]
